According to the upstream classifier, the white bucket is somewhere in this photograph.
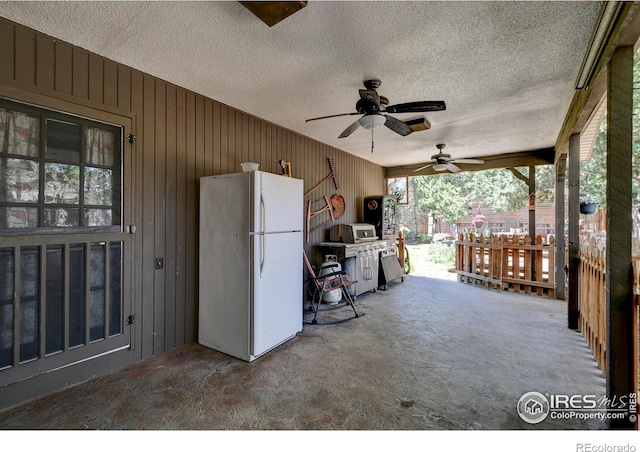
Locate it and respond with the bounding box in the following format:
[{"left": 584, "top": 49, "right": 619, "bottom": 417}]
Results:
[
  {"left": 241, "top": 162, "right": 259, "bottom": 172},
  {"left": 319, "top": 255, "right": 343, "bottom": 304}
]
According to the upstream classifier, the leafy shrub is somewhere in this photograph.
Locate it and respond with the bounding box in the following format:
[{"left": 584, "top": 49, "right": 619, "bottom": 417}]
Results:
[
  {"left": 417, "top": 233, "right": 432, "bottom": 244},
  {"left": 425, "top": 242, "right": 455, "bottom": 266},
  {"left": 404, "top": 231, "right": 416, "bottom": 242}
]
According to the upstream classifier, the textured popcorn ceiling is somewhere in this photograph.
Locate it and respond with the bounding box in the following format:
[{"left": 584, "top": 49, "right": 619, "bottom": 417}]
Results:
[{"left": 0, "top": 1, "right": 600, "bottom": 168}]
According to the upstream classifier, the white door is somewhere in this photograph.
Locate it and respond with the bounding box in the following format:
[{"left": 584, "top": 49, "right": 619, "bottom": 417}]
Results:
[
  {"left": 254, "top": 172, "right": 303, "bottom": 233},
  {"left": 251, "top": 231, "right": 302, "bottom": 358}
]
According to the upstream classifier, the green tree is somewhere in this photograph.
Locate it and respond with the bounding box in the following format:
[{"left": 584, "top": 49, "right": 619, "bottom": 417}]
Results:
[
  {"left": 579, "top": 122, "right": 607, "bottom": 205},
  {"left": 397, "top": 164, "right": 556, "bottom": 232},
  {"left": 467, "top": 165, "right": 555, "bottom": 213},
  {"left": 413, "top": 173, "right": 471, "bottom": 223},
  {"left": 579, "top": 47, "right": 640, "bottom": 206}
]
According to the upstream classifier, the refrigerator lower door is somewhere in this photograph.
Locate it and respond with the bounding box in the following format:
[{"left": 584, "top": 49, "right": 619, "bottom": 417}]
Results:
[{"left": 250, "top": 231, "right": 303, "bottom": 359}]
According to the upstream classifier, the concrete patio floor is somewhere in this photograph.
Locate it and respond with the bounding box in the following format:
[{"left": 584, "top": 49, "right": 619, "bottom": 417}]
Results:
[{"left": 0, "top": 271, "right": 607, "bottom": 430}]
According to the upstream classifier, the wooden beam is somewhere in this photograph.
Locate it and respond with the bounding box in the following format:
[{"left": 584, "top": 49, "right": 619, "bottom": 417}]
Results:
[
  {"left": 508, "top": 167, "right": 529, "bottom": 184},
  {"left": 568, "top": 133, "right": 580, "bottom": 330},
  {"left": 556, "top": 64, "right": 608, "bottom": 165},
  {"left": 606, "top": 45, "right": 635, "bottom": 430},
  {"left": 385, "top": 148, "right": 555, "bottom": 178},
  {"left": 555, "top": 156, "right": 566, "bottom": 300},
  {"left": 555, "top": 3, "right": 636, "bottom": 163}
]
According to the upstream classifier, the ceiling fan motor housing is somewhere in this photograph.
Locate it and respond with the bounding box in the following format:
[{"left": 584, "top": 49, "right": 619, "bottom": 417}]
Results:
[
  {"left": 363, "top": 79, "right": 382, "bottom": 90},
  {"left": 356, "top": 98, "right": 379, "bottom": 115}
]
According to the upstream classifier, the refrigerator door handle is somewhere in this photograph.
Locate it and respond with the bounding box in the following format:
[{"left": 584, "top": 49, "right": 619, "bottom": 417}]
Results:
[
  {"left": 260, "top": 192, "right": 266, "bottom": 233},
  {"left": 260, "top": 191, "right": 265, "bottom": 278},
  {"left": 260, "top": 234, "right": 265, "bottom": 278}
]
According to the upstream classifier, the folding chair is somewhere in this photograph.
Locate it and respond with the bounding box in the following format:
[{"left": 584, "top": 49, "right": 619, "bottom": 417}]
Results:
[{"left": 303, "top": 251, "right": 364, "bottom": 325}]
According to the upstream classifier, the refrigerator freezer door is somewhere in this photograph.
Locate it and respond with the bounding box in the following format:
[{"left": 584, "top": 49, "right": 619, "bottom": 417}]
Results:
[
  {"left": 253, "top": 171, "right": 303, "bottom": 234},
  {"left": 251, "top": 231, "right": 303, "bottom": 358},
  {"left": 201, "top": 172, "right": 253, "bottom": 235}
]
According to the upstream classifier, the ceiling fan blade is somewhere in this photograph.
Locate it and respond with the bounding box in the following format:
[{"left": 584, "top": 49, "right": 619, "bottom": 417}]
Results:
[
  {"left": 338, "top": 119, "right": 362, "bottom": 138},
  {"left": 305, "top": 112, "right": 359, "bottom": 122},
  {"left": 446, "top": 163, "right": 462, "bottom": 173},
  {"left": 383, "top": 115, "right": 413, "bottom": 136},
  {"left": 413, "top": 163, "right": 434, "bottom": 172},
  {"left": 386, "top": 101, "right": 446, "bottom": 114},
  {"left": 450, "top": 159, "right": 484, "bottom": 164}
]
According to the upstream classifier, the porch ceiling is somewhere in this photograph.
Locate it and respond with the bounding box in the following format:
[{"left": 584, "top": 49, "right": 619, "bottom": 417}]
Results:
[{"left": 0, "top": 1, "right": 601, "bottom": 170}]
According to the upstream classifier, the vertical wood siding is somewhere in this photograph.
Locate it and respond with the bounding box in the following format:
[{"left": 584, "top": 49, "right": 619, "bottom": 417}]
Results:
[{"left": 0, "top": 19, "right": 385, "bottom": 360}]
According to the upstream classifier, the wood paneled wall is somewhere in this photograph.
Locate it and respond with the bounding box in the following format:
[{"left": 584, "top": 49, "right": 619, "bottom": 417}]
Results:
[{"left": 0, "top": 18, "right": 385, "bottom": 359}]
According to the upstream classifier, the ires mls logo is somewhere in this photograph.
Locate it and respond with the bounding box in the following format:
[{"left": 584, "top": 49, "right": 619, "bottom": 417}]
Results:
[
  {"left": 517, "top": 391, "right": 550, "bottom": 424},
  {"left": 517, "top": 391, "right": 638, "bottom": 424}
]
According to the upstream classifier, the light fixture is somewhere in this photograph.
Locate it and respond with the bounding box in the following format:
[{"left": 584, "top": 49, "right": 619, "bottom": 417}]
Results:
[
  {"left": 433, "top": 163, "right": 448, "bottom": 171},
  {"left": 358, "top": 113, "right": 386, "bottom": 130}
]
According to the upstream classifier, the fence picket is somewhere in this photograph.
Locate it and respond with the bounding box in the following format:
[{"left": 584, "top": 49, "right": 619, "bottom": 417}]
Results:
[{"left": 455, "top": 233, "right": 555, "bottom": 296}]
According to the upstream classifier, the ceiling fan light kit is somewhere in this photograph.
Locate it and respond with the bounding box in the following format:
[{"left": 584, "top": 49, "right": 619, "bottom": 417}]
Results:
[{"left": 358, "top": 113, "right": 386, "bottom": 130}]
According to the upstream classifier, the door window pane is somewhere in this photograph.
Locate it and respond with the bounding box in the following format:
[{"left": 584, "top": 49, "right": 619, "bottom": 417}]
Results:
[
  {"left": 45, "top": 245, "right": 64, "bottom": 355},
  {"left": 84, "top": 167, "right": 112, "bottom": 205},
  {"left": 0, "top": 109, "right": 40, "bottom": 157},
  {"left": 43, "top": 207, "right": 80, "bottom": 227},
  {"left": 85, "top": 208, "right": 112, "bottom": 226},
  {"left": 69, "top": 244, "right": 85, "bottom": 348},
  {"left": 45, "top": 163, "right": 80, "bottom": 204},
  {"left": 85, "top": 127, "right": 115, "bottom": 166},
  {"left": 46, "top": 120, "right": 81, "bottom": 162},
  {"left": 20, "top": 247, "right": 39, "bottom": 363},
  {"left": 89, "top": 243, "right": 105, "bottom": 342},
  {"left": 1, "top": 100, "right": 121, "bottom": 231},
  {"left": 0, "top": 207, "right": 38, "bottom": 229},
  {"left": 1, "top": 158, "right": 39, "bottom": 203},
  {"left": 0, "top": 248, "right": 14, "bottom": 369},
  {"left": 109, "top": 242, "right": 122, "bottom": 336}
]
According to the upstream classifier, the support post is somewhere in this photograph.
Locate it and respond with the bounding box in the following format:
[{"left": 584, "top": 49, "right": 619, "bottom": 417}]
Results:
[
  {"left": 606, "top": 45, "right": 635, "bottom": 429},
  {"left": 528, "top": 165, "right": 536, "bottom": 242},
  {"left": 555, "top": 156, "right": 566, "bottom": 300},
  {"left": 528, "top": 166, "right": 536, "bottom": 277},
  {"left": 568, "top": 134, "right": 580, "bottom": 330}
]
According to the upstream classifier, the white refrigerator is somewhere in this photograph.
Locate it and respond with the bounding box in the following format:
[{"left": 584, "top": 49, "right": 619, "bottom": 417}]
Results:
[{"left": 198, "top": 170, "right": 303, "bottom": 362}]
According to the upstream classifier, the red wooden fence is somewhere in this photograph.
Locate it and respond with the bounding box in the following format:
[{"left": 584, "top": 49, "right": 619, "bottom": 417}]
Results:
[
  {"left": 579, "top": 234, "right": 607, "bottom": 373},
  {"left": 455, "top": 233, "right": 556, "bottom": 296}
]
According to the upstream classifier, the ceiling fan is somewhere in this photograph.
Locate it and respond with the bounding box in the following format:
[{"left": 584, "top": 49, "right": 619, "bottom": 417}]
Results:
[
  {"left": 414, "top": 144, "right": 484, "bottom": 173},
  {"left": 305, "top": 79, "right": 446, "bottom": 139}
]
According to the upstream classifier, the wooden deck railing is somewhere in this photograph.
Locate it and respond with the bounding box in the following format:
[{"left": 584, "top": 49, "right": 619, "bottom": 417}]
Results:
[
  {"left": 455, "top": 233, "right": 556, "bottom": 296},
  {"left": 579, "top": 234, "right": 607, "bottom": 373},
  {"left": 634, "top": 258, "right": 640, "bottom": 395},
  {"left": 578, "top": 233, "right": 639, "bottom": 391}
]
